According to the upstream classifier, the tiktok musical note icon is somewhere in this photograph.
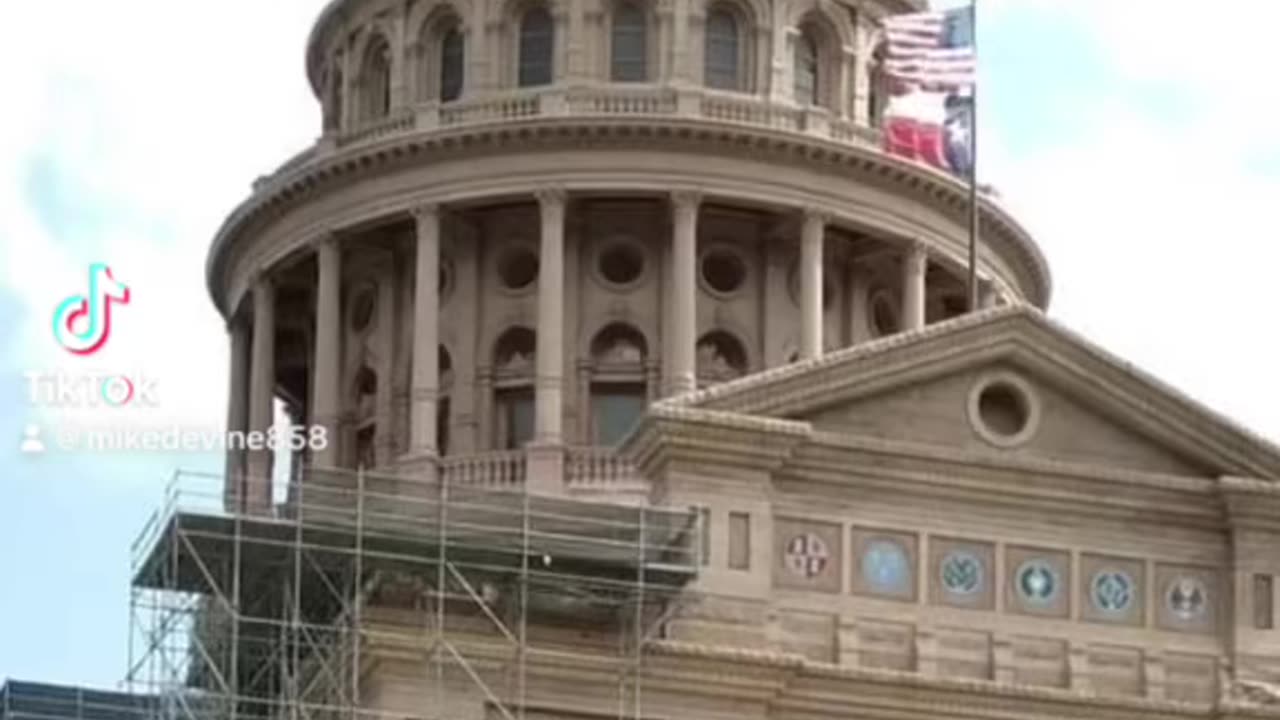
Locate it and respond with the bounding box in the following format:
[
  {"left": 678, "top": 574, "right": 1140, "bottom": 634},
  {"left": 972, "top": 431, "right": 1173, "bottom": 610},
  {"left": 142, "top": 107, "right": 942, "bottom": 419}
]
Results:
[{"left": 52, "top": 264, "right": 130, "bottom": 356}]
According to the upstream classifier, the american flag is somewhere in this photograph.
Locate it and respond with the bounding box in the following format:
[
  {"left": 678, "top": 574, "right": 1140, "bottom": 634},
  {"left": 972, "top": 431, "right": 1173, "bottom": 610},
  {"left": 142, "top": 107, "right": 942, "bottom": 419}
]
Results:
[{"left": 882, "top": 8, "right": 975, "bottom": 91}]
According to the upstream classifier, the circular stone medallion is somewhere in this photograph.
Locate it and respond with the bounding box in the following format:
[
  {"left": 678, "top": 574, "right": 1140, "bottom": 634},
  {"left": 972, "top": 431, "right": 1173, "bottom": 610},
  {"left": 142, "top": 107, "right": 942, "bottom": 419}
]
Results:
[
  {"left": 1016, "top": 560, "right": 1059, "bottom": 605},
  {"left": 1091, "top": 570, "right": 1135, "bottom": 614},
  {"left": 1166, "top": 576, "right": 1208, "bottom": 620},
  {"left": 783, "top": 533, "right": 829, "bottom": 579},
  {"left": 862, "top": 539, "right": 910, "bottom": 594},
  {"left": 940, "top": 550, "right": 984, "bottom": 596}
]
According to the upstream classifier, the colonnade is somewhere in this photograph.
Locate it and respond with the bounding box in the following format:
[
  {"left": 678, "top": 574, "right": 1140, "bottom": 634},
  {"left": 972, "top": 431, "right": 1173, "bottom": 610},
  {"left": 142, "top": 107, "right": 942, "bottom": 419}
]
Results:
[{"left": 223, "top": 191, "right": 944, "bottom": 512}]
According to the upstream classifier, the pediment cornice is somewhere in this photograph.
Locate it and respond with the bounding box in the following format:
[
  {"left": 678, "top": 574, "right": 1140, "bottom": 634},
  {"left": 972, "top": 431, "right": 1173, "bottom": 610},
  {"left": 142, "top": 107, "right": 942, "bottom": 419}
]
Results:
[{"left": 674, "top": 306, "right": 1280, "bottom": 483}]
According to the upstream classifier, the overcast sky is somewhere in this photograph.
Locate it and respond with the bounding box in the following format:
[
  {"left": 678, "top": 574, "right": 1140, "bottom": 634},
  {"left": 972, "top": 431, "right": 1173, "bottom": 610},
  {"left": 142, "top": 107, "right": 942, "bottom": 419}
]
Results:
[{"left": 1, "top": 0, "right": 1277, "bottom": 688}]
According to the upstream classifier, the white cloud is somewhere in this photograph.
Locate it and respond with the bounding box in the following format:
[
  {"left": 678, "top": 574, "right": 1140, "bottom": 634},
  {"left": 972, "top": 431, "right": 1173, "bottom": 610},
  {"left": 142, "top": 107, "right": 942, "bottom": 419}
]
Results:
[
  {"left": 0, "top": 0, "right": 321, "bottom": 434},
  {"left": 979, "top": 2, "right": 1280, "bottom": 441}
]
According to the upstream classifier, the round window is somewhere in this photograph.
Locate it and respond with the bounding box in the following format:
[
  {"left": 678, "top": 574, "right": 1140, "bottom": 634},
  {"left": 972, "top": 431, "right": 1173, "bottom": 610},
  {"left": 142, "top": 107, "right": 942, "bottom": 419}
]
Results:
[
  {"left": 979, "top": 383, "right": 1029, "bottom": 437},
  {"left": 967, "top": 372, "right": 1040, "bottom": 448},
  {"left": 497, "top": 246, "right": 539, "bottom": 291},
  {"left": 700, "top": 248, "right": 747, "bottom": 295},
  {"left": 349, "top": 288, "right": 376, "bottom": 333},
  {"left": 597, "top": 242, "right": 645, "bottom": 286}
]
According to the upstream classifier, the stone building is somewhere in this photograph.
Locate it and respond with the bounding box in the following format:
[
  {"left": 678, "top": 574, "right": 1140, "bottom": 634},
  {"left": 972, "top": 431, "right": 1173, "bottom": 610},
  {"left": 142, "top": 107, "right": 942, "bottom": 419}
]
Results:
[{"left": 175, "top": 0, "right": 1280, "bottom": 717}]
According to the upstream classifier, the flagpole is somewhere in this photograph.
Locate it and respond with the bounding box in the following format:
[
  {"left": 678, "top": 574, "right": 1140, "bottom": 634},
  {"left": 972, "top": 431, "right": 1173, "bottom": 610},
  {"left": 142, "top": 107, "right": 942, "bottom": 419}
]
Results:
[{"left": 966, "top": 0, "right": 980, "bottom": 312}]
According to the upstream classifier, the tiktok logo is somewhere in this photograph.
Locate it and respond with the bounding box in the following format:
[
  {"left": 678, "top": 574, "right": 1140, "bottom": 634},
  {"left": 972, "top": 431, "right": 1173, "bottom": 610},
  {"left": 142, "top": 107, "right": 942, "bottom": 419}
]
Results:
[{"left": 52, "top": 264, "right": 130, "bottom": 355}]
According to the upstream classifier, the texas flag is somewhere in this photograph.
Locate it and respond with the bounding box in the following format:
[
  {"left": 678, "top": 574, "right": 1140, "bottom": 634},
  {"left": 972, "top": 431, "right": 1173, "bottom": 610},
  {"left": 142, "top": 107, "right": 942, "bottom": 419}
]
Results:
[{"left": 880, "top": 7, "right": 975, "bottom": 177}]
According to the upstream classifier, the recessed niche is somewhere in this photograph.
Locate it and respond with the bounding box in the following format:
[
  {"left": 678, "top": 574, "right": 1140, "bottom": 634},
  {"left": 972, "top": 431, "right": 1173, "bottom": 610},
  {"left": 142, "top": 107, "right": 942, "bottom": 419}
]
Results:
[
  {"left": 869, "top": 290, "right": 899, "bottom": 337},
  {"left": 497, "top": 246, "right": 539, "bottom": 291},
  {"left": 967, "top": 372, "right": 1040, "bottom": 448},
  {"left": 349, "top": 287, "right": 376, "bottom": 333}
]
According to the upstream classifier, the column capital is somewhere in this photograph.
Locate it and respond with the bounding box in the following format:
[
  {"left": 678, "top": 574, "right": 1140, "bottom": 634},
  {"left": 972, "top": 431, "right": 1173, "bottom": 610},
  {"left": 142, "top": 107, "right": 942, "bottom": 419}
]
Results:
[
  {"left": 410, "top": 202, "right": 441, "bottom": 223},
  {"left": 535, "top": 187, "right": 568, "bottom": 209},
  {"left": 308, "top": 230, "right": 341, "bottom": 254},
  {"left": 904, "top": 239, "right": 929, "bottom": 263},
  {"left": 250, "top": 271, "right": 275, "bottom": 295},
  {"left": 671, "top": 188, "right": 703, "bottom": 211},
  {"left": 801, "top": 205, "right": 832, "bottom": 226}
]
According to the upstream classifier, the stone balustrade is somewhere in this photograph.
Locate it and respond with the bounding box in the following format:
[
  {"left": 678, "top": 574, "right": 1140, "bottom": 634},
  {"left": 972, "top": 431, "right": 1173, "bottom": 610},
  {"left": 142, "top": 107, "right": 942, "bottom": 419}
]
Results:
[
  {"left": 566, "top": 446, "right": 644, "bottom": 490},
  {"left": 439, "top": 450, "right": 527, "bottom": 490},
  {"left": 295, "top": 85, "right": 881, "bottom": 174}
]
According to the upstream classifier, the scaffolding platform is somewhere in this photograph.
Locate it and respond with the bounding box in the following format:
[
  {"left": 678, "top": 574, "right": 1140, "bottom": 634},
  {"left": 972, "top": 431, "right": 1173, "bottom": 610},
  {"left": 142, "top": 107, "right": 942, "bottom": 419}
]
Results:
[
  {"left": 0, "top": 681, "right": 154, "bottom": 720},
  {"left": 126, "top": 469, "right": 702, "bottom": 720}
]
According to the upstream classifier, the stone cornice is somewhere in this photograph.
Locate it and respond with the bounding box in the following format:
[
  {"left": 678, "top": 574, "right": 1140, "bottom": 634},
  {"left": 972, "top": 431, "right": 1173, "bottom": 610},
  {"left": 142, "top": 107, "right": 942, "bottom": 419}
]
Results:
[
  {"left": 648, "top": 640, "right": 1271, "bottom": 720},
  {"left": 206, "top": 116, "right": 1051, "bottom": 315},
  {"left": 678, "top": 305, "right": 1280, "bottom": 483},
  {"left": 1220, "top": 476, "right": 1280, "bottom": 534},
  {"left": 620, "top": 404, "right": 811, "bottom": 480},
  {"left": 789, "top": 435, "right": 1226, "bottom": 533}
]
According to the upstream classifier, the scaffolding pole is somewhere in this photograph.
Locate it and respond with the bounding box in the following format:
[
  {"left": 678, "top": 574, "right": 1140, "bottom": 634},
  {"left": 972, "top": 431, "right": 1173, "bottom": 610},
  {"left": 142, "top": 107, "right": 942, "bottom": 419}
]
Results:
[{"left": 127, "top": 468, "right": 699, "bottom": 720}]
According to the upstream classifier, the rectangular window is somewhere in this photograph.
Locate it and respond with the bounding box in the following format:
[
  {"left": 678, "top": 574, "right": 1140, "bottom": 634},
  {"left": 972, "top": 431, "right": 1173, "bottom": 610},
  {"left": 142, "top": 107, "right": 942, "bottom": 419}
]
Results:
[
  {"left": 590, "top": 384, "right": 647, "bottom": 446},
  {"left": 728, "top": 511, "right": 750, "bottom": 570},
  {"left": 496, "top": 388, "right": 535, "bottom": 450},
  {"left": 698, "top": 506, "right": 711, "bottom": 566},
  {"left": 1256, "top": 574, "right": 1275, "bottom": 630}
]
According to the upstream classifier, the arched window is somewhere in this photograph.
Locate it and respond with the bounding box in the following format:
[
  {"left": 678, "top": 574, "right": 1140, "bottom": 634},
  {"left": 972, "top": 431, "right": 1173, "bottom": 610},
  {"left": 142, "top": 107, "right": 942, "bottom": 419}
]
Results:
[
  {"left": 518, "top": 6, "right": 554, "bottom": 87},
  {"left": 868, "top": 42, "right": 888, "bottom": 125},
  {"left": 325, "top": 60, "right": 345, "bottom": 131},
  {"left": 588, "top": 324, "right": 648, "bottom": 446},
  {"left": 493, "top": 327, "right": 537, "bottom": 449},
  {"left": 704, "top": 7, "right": 741, "bottom": 90},
  {"left": 362, "top": 37, "right": 393, "bottom": 120},
  {"left": 793, "top": 30, "right": 819, "bottom": 107},
  {"left": 440, "top": 25, "right": 465, "bottom": 102},
  {"left": 610, "top": 1, "right": 647, "bottom": 82},
  {"left": 696, "top": 330, "right": 748, "bottom": 386}
]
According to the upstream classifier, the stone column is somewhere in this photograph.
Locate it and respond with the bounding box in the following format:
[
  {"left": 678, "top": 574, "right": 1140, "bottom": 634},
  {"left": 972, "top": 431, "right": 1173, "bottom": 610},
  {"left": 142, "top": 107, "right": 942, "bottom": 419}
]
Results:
[
  {"left": 978, "top": 277, "right": 999, "bottom": 310},
  {"left": 669, "top": 0, "right": 691, "bottom": 82},
  {"left": 901, "top": 241, "right": 927, "bottom": 332},
  {"left": 534, "top": 189, "right": 566, "bottom": 444},
  {"left": 799, "top": 209, "right": 826, "bottom": 359},
  {"left": 246, "top": 276, "right": 276, "bottom": 514},
  {"left": 529, "top": 190, "right": 568, "bottom": 494},
  {"left": 409, "top": 205, "right": 441, "bottom": 466},
  {"left": 310, "top": 235, "right": 342, "bottom": 469},
  {"left": 670, "top": 191, "right": 701, "bottom": 394},
  {"left": 224, "top": 316, "right": 250, "bottom": 512},
  {"left": 566, "top": 0, "right": 586, "bottom": 81}
]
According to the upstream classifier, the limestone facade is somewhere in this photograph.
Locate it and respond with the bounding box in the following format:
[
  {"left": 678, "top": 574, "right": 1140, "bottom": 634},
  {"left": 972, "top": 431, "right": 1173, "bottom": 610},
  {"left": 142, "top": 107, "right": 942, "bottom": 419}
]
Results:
[{"left": 208, "top": 0, "right": 1279, "bottom": 717}]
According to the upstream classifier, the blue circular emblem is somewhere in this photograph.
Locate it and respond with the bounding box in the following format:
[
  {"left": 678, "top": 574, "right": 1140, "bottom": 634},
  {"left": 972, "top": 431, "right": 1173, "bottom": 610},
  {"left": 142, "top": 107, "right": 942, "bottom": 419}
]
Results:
[{"left": 863, "top": 539, "right": 910, "bottom": 594}]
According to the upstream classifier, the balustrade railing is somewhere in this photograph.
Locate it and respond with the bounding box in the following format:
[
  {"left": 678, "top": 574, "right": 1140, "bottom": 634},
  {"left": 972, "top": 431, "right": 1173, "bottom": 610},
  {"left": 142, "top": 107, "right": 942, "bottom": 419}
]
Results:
[
  {"left": 310, "top": 85, "right": 883, "bottom": 174},
  {"left": 566, "top": 446, "right": 644, "bottom": 490},
  {"left": 440, "top": 450, "right": 526, "bottom": 489}
]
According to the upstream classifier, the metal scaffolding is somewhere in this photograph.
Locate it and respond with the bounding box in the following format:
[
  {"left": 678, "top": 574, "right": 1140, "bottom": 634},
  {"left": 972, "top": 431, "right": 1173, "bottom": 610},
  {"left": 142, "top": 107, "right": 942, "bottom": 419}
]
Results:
[{"left": 126, "top": 468, "right": 700, "bottom": 720}]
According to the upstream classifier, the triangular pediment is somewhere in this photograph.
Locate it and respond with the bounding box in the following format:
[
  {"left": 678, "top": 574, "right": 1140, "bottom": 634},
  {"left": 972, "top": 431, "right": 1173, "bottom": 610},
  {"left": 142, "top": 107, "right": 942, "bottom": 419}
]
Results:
[{"left": 666, "top": 306, "right": 1280, "bottom": 482}]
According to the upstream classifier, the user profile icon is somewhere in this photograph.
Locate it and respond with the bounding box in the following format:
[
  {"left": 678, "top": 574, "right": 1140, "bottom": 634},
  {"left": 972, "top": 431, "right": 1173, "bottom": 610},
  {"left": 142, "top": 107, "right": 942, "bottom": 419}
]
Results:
[{"left": 21, "top": 424, "right": 46, "bottom": 455}]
